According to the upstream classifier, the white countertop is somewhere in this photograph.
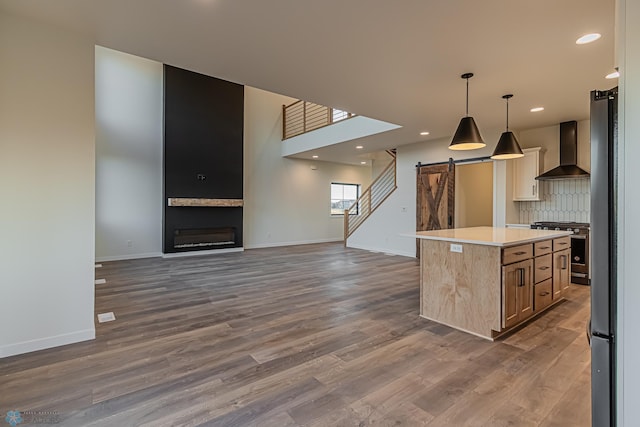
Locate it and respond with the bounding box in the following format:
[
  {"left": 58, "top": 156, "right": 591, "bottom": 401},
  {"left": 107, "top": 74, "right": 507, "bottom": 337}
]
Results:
[{"left": 407, "top": 226, "right": 573, "bottom": 247}]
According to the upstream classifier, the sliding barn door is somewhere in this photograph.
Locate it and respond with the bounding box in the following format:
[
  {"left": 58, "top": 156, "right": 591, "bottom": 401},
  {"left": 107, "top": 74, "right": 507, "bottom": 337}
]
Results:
[{"left": 416, "top": 162, "right": 455, "bottom": 256}]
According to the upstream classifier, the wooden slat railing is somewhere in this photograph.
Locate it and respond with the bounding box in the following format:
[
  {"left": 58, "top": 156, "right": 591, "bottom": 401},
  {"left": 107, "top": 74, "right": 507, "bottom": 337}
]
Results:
[
  {"left": 344, "top": 152, "right": 397, "bottom": 241},
  {"left": 283, "top": 100, "right": 356, "bottom": 140}
]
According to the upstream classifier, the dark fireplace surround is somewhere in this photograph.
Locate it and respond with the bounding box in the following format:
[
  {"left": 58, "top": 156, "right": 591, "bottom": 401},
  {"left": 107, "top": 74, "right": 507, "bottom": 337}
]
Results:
[{"left": 163, "top": 65, "right": 244, "bottom": 254}]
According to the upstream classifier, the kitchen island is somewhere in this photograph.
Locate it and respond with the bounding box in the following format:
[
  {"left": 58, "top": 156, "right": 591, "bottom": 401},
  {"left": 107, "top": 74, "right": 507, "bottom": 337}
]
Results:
[{"left": 411, "top": 226, "right": 573, "bottom": 340}]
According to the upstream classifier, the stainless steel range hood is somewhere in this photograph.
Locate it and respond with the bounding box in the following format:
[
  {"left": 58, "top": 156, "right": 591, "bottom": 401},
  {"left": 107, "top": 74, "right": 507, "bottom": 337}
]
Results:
[{"left": 536, "top": 120, "right": 590, "bottom": 180}]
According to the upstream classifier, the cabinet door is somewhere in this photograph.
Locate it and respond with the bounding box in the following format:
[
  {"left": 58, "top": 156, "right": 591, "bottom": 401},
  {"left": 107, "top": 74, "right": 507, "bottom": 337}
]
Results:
[
  {"left": 502, "top": 259, "right": 533, "bottom": 328},
  {"left": 513, "top": 148, "right": 542, "bottom": 201},
  {"left": 517, "top": 261, "right": 534, "bottom": 321},
  {"left": 553, "top": 248, "right": 571, "bottom": 299}
]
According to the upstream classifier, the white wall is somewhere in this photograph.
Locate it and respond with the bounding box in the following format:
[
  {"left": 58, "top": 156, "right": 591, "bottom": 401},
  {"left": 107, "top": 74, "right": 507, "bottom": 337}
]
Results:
[
  {"left": 95, "top": 46, "right": 163, "bottom": 261},
  {"left": 0, "top": 12, "right": 95, "bottom": 357},
  {"left": 370, "top": 150, "right": 395, "bottom": 179},
  {"left": 347, "top": 130, "right": 504, "bottom": 257},
  {"left": 497, "top": 159, "right": 520, "bottom": 225},
  {"left": 244, "top": 87, "right": 372, "bottom": 248},
  {"left": 617, "top": 0, "right": 640, "bottom": 423}
]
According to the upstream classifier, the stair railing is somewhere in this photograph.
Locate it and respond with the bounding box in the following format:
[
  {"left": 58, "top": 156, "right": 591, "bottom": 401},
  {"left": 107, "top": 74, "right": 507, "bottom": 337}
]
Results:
[
  {"left": 283, "top": 100, "right": 355, "bottom": 140},
  {"left": 344, "top": 153, "right": 397, "bottom": 241}
]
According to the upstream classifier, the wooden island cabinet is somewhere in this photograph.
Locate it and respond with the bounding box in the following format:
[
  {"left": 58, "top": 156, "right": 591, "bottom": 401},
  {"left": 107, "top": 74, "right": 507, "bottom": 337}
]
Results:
[{"left": 411, "top": 227, "right": 572, "bottom": 340}]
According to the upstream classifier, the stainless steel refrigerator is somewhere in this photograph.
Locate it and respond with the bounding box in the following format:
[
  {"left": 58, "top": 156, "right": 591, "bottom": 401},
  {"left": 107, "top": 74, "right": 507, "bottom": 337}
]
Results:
[{"left": 589, "top": 88, "right": 618, "bottom": 427}]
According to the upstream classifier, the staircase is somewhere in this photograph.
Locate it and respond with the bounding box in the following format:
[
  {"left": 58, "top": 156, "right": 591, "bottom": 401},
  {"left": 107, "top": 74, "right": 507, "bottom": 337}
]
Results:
[{"left": 344, "top": 150, "right": 397, "bottom": 241}]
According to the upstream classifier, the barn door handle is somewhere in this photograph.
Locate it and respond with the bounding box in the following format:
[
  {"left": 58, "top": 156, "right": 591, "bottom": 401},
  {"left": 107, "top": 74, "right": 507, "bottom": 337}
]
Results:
[{"left": 448, "top": 215, "right": 452, "bottom": 227}]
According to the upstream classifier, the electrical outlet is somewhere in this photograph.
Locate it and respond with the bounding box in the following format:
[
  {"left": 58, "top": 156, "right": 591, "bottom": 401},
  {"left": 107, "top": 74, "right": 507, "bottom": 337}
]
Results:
[
  {"left": 401, "top": 207, "right": 407, "bottom": 213},
  {"left": 127, "top": 240, "right": 133, "bottom": 247},
  {"left": 450, "top": 244, "right": 463, "bottom": 253}
]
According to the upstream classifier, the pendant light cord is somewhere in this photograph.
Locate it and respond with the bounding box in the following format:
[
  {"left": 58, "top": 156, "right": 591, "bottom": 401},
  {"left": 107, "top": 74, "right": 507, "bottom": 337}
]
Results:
[
  {"left": 465, "top": 77, "right": 469, "bottom": 117},
  {"left": 506, "top": 97, "right": 509, "bottom": 131}
]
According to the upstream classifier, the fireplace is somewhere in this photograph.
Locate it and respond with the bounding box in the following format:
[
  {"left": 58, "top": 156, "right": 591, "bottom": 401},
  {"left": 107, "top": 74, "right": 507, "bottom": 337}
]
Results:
[
  {"left": 163, "top": 65, "right": 244, "bottom": 254},
  {"left": 173, "top": 227, "right": 236, "bottom": 249}
]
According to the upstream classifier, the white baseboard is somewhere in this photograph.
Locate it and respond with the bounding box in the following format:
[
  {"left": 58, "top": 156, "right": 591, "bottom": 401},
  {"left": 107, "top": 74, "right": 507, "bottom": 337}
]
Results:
[
  {"left": 95, "top": 252, "right": 162, "bottom": 262},
  {"left": 0, "top": 328, "right": 95, "bottom": 359},
  {"left": 346, "top": 241, "right": 416, "bottom": 258},
  {"left": 162, "top": 247, "right": 244, "bottom": 258},
  {"left": 245, "top": 238, "right": 342, "bottom": 249}
]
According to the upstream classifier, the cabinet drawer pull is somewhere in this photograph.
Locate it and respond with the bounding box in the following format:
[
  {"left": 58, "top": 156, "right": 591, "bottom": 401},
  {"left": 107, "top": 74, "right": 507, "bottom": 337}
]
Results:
[
  {"left": 557, "top": 242, "right": 568, "bottom": 246},
  {"left": 514, "top": 251, "right": 527, "bottom": 255},
  {"left": 539, "top": 246, "right": 550, "bottom": 250},
  {"left": 539, "top": 291, "right": 550, "bottom": 296},
  {"left": 538, "top": 266, "right": 550, "bottom": 270}
]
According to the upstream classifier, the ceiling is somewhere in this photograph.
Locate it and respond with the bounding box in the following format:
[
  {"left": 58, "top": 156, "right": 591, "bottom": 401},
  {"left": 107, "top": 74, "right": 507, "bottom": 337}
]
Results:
[{"left": 0, "top": 0, "right": 616, "bottom": 164}]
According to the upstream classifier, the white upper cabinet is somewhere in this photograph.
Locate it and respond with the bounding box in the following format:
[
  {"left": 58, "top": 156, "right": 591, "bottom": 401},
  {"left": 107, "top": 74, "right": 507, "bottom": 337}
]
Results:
[{"left": 513, "top": 147, "right": 544, "bottom": 201}]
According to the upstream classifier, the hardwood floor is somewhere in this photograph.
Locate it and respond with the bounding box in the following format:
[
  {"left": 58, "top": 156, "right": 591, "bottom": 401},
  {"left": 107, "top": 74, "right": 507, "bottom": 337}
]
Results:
[{"left": 0, "top": 243, "right": 591, "bottom": 426}]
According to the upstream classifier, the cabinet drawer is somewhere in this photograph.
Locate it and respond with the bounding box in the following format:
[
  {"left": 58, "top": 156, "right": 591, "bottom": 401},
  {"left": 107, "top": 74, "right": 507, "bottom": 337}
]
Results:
[
  {"left": 534, "top": 278, "right": 553, "bottom": 311},
  {"left": 553, "top": 236, "right": 571, "bottom": 251},
  {"left": 503, "top": 244, "right": 533, "bottom": 265},
  {"left": 534, "top": 254, "right": 553, "bottom": 283},
  {"left": 534, "top": 240, "right": 553, "bottom": 256}
]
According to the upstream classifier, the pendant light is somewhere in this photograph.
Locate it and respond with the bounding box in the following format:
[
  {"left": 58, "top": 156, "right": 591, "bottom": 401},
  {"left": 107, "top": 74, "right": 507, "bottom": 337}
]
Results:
[
  {"left": 449, "top": 73, "right": 486, "bottom": 150},
  {"left": 491, "top": 94, "right": 524, "bottom": 160}
]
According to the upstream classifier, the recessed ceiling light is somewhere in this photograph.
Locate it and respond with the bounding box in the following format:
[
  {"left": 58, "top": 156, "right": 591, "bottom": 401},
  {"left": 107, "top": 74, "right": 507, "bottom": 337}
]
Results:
[
  {"left": 576, "top": 33, "right": 601, "bottom": 44},
  {"left": 360, "top": 161, "right": 367, "bottom": 165},
  {"left": 606, "top": 71, "right": 620, "bottom": 79},
  {"left": 420, "top": 131, "right": 430, "bottom": 136},
  {"left": 312, "top": 155, "right": 318, "bottom": 159},
  {"left": 355, "top": 145, "right": 364, "bottom": 149},
  {"left": 530, "top": 107, "right": 545, "bottom": 112}
]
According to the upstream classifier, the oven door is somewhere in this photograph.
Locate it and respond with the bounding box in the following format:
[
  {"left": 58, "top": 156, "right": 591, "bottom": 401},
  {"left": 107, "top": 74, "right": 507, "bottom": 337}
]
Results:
[{"left": 571, "top": 234, "right": 590, "bottom": 284}]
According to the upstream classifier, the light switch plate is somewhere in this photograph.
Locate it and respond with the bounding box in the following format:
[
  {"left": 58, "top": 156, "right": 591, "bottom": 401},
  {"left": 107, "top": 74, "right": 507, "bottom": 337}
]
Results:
[{"left": 450, "top": 244, "right": 463, "bottom": 253}]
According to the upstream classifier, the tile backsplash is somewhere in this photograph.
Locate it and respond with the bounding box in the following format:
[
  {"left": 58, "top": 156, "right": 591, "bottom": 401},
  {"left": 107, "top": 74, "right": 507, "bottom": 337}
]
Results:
[{"left": 518, "top": 178, "right": 590, "bottom": 224}]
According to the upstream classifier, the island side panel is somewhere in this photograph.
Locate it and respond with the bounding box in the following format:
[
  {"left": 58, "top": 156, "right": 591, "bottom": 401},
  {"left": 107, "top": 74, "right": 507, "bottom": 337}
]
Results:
[{"left": 420, "top": 239, "right": 502, "bottom": 339}]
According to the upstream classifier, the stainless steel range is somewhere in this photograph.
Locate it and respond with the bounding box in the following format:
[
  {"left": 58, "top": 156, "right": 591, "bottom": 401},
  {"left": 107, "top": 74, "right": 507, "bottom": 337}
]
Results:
[{"left": 531, "top": 221, "right": 590, "bottom": 285}]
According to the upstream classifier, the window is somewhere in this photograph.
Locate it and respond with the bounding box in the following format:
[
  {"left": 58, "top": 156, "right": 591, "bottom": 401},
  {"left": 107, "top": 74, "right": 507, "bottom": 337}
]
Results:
[
  {"left": 331, "top": 109, "right": 351, "bottom": 123},
  {"left": 331, "top": 182, "right": 360, "bottom": 215}
]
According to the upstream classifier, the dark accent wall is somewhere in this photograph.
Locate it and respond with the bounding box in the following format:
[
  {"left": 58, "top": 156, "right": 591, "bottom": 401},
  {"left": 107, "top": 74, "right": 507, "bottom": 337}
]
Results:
[{"left": 163, "top": 65, "right": 244, "bottom": 253}]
